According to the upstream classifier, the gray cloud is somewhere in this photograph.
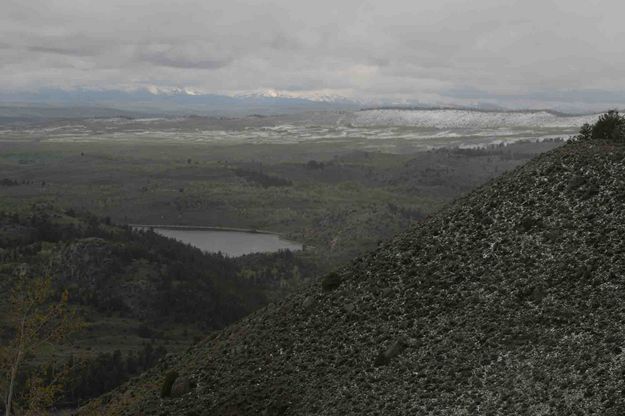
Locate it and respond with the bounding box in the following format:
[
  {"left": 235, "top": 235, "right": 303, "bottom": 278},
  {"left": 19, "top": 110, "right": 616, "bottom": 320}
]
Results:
[
  {"left": 2, "top": 0, "right": 625, "bottom": 110},
  {"left": 136, "top": 43, "right": 233, "bottom": 69}
]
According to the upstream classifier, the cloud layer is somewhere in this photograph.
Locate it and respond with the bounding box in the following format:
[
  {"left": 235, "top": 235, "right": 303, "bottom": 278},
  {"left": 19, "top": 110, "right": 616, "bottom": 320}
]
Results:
[{"left": 3, "top": 0, "right": 625, "bottom": 110}]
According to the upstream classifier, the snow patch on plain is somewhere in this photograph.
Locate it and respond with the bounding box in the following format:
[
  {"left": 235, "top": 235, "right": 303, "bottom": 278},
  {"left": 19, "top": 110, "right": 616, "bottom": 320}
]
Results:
[{"left": 353, "top": 109, "right": 600, "bottom": 129}]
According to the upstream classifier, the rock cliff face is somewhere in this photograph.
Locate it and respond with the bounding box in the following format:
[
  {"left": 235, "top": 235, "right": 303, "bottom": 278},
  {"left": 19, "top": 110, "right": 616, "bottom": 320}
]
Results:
[{"left": 94, "top": 138, "right": 625, "bottom": 415}]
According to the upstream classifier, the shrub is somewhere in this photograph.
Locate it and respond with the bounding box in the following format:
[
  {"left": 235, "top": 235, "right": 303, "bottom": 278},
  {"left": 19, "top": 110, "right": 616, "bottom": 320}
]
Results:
[
  {"left": 321, "top": 272, "right": 342, "bottom": 292},
  {"left": 577, "top": 123, "right": 592, "bottom": 141},
  {"left": 160, "top": 371, "right": 179, "bottom": 398},
  {"left": 592, "top": 110, "right": 625, "bottom": 140},
  {"left": 579, "top": 110, "right": 625, "bottom": 141}
]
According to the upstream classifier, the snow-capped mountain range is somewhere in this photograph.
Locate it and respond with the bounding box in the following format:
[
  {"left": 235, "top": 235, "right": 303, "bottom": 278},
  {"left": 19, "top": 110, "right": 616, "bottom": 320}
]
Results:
[
  {"left": 0, "top": 87, "right": 616, "bottom": 122},
  {"left": 0, "top": 87, "right": 360, "bottom": 118}
]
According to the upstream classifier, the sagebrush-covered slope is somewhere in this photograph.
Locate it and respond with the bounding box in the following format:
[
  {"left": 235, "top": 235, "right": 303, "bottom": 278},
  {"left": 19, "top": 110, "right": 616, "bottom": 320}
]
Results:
[{"left": 93, "top": 139, "right": 625, "bottom": 415}]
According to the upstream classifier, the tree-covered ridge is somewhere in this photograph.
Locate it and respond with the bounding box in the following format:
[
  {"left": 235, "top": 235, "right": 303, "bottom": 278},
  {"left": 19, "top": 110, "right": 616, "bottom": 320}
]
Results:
[
  {"left": 91, "top": 118, "right": 625, "bottom": 415},
  {"left": 0, "top": 205, "right": 318, "bottom": 412},
  {"left": 0, "top": 207, "right": 266, "bottom": 327}
]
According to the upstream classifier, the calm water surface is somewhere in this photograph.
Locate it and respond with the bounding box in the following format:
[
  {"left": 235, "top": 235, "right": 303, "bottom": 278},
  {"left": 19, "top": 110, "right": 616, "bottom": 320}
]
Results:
[{"left": 144, "top": 227, "right": 302, "bottom": 257}]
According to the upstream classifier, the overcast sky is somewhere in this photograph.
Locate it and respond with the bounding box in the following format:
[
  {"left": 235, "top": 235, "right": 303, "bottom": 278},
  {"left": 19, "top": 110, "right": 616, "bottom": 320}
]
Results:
[{"left": 2, "top": 0, "right": 625, "bottom": 109}]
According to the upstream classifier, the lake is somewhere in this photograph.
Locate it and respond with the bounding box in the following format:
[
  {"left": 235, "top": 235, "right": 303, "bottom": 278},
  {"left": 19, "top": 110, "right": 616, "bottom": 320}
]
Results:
[{"left": 137, "top": 226, "right": 302, "bottom": 257}]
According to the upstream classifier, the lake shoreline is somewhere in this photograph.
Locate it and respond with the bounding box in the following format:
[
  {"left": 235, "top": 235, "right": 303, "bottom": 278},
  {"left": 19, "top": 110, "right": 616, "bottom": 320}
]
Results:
[
  {"left": 130, "top": 224, "right": 281, "bottom": 236},
  {"left": 130, "top": 224, "right": 303, "bottom": 257}
]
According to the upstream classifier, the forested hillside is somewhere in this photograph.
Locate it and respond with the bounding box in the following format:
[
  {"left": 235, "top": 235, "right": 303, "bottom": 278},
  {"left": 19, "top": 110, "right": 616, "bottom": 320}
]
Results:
[{"left": 0, "top": 206, "right": 316, "bottom": 410}]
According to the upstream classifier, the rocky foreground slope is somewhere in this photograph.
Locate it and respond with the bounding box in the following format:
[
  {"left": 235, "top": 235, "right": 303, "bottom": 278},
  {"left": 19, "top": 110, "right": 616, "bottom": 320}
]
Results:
[{"left": 90, "top": 137, "right": 625, "bottom": 415}]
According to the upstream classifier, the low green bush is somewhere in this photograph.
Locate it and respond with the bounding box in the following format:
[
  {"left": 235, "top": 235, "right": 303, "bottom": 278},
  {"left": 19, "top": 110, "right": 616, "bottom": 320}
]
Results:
[
  {"left": 321, "top": 272, "right": 342, "bottom": 292},
  {"left": 578, "top": 110, "right": 625, "bottom": 141},
  {"left": 160, "top": 371, "right": 179, "bottom": 398}
]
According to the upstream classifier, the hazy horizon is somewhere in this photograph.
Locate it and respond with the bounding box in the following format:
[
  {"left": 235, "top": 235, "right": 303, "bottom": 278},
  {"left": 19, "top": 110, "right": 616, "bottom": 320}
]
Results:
[{"left": 3, "top": 0, "right": 625, "bottom": 113}]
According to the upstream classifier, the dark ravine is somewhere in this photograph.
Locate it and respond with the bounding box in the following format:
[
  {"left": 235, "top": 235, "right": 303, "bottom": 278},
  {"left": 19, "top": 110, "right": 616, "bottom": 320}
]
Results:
[{"left": 87, "top": 137, "right": 625, "bottom": 415}]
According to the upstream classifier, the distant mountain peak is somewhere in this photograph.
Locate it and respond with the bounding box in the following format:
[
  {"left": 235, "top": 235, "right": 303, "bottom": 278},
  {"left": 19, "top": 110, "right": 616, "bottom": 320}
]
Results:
[
  {"left": 232, "top": 88, "right": 361, "bottom": 104},
  {"left": 144, "top": 86, "right": 201, "bottom": 96}
]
